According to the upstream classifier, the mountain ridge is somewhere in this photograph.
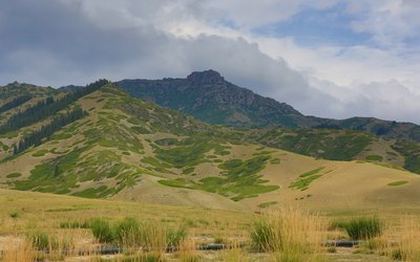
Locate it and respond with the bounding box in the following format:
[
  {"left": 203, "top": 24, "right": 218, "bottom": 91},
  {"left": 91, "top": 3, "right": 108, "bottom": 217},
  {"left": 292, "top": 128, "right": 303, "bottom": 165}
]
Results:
[
  {"left": 116, "top": 70, "right": 420, "bottom": 142},
  {"left": 117, "top": 70, "right": 309, "bottom": 128}
]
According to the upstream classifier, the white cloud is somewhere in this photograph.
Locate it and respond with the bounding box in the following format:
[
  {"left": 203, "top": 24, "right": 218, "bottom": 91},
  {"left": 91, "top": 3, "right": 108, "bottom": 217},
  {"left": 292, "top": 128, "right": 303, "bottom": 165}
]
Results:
[{"left": 348, "top": 0, "right": 420, "bottom": 47}]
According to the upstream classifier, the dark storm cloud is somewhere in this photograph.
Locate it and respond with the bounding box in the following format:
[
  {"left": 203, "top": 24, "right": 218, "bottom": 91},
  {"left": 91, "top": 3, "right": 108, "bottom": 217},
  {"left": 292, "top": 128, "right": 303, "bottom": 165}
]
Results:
[
  {"left": 0, "top": 0, "right": 339, "bottom": 116},
  {"left": 0, "top": 0, "right": 167, "bottom": 82},
  {"left": 2, "top": 0, "right": 419, "bottom": 123}
]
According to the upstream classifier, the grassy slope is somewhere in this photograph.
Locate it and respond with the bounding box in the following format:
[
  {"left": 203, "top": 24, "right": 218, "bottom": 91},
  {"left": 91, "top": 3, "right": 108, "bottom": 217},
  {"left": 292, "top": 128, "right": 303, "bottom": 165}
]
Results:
[
  {"left": 1, "top": 84, "right": 420, "bottom": 213},
  {"left": 239, "top": 146, "right": 420, "bottom": 212},
  {"left": 0, "top": 84, "right": 251, "bottom": 210},
  {"left": 0, "top": 188, "right": 251, "bottom": 243}
]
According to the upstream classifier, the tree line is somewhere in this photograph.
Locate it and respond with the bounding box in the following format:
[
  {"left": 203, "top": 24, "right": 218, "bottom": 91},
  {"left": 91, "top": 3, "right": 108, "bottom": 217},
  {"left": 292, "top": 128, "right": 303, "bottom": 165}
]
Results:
[
  {"left": 0, "top": 79, "right": 109, "bottom": 134},
  {"left": 0, "top": 95, "right": 32, "bottom": 114},
  {"left": 13, "top": 108, "right": 87, "bottom": 155}
]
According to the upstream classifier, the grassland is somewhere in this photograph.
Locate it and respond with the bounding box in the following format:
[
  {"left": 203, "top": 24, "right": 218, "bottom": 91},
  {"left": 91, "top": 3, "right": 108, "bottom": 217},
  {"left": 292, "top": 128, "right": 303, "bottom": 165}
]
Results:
[{"left": 3, "top": 189, "right": 420, "bottom": 261}]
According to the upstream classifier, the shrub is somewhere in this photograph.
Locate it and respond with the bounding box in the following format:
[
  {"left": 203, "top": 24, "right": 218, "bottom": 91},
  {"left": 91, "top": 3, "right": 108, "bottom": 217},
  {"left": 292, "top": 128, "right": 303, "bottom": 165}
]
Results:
[
  {"left": 340, "top": 217, "right": 382, "bottom": 240},
  {"left": 91, "top": 218, "right": 114, "bottom": 243},
  {"left": 9, "top": 211, "right": 19, "bottom": 219}
]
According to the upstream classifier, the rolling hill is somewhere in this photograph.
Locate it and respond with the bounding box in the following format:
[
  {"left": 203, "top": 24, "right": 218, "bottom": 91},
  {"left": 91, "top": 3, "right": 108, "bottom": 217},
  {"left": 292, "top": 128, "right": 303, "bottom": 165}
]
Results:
[{"left": 0, "top": 80, "right": 420, "bottom": 212}]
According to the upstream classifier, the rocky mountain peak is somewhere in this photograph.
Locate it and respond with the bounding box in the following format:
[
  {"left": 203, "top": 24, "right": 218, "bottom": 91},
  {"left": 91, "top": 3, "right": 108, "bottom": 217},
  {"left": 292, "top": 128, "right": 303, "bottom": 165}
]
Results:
[{"left": 187, "top": 70, "right": 225, "bottom": 85}]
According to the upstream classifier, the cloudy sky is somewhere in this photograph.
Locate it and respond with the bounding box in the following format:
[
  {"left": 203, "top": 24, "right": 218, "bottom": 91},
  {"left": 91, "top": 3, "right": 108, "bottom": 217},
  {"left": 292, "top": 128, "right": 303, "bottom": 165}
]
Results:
[{"left": 1, "top": 1, "right": 420, "bottom": 122}]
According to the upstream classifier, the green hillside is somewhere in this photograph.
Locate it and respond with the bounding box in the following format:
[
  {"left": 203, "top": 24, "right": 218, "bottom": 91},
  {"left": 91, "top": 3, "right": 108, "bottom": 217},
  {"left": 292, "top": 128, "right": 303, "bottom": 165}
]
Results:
[
  {"left": 0, "top": 82, "right": 280, "bottom": 204},
  {"left": 0, "top": 80, "right": 419, "bottom": 213}
]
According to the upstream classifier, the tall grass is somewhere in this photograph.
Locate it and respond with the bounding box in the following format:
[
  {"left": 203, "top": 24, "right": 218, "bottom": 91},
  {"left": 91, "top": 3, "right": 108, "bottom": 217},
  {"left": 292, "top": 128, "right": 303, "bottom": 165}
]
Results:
[
  {"left": 1, "top": 239, "right": 34, "bottom": 262},
  {"left": 114, "top": 217, "right": 143, "bottom": 248},
  {"left": 89, "top": 217, "right": 187, "bottom": 254},
  {"left": 26, "top": 231, "right": 76, "bottom": 260},
  {"left": 219, "top": 240, "right": 249, "bottom": 261},
  {"left": 178, "top": 239, "right": 200, "bottom": 262},
  {"left": 91, "top": 218, "right": 114, "bottom": 243},
  {"left": 166, "top": 226, "right": 187, "bottom": 249},
  {"left": 381, "top": 216, "right": 420, "bottom": 261},
  {"left": 250, "top": 206, "right": 325, "bottom": 261},
  {"left": 348, "top": 216, "right": 420, "bottom": 261},
  {"left": 140, "top": 221, "right": 167, "bottom": 252},
  {"left": 29, "top": 231, "right": 54, "bottom": 251}
]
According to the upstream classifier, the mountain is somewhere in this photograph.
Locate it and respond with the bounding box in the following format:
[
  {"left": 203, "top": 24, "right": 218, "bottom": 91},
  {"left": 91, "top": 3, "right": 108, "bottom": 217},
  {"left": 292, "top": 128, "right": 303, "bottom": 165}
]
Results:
[
  {"left": 117, "top": 70, "right": 420, "bottom": 142},
  {"left": 1, "top": 80, "right": 420, "bottom": 212},
  {"left": 117, "top": 70, "right": 315, "bottom": 128}
]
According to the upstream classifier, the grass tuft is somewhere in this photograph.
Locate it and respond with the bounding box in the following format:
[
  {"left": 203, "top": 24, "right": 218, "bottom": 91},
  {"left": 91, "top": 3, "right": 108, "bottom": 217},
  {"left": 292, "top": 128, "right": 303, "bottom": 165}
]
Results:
[
  {"left": 114, "top": 217, "right": 142, "bottom": 248},
  {"left": 335, "top": 216, "right": 382, "bottom": 240},
  {"left": 166, "top": 226, "right": 187, "bottom": 249},
  {"left": 28, "top": 231, "right": 57, "bottom": 251},
  {"left": 91, "top": 218, "right": 115, "bottom": 243}
]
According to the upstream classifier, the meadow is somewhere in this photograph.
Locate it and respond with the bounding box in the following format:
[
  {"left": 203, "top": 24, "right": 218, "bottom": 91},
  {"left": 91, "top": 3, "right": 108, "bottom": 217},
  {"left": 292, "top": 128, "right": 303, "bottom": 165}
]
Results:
[{"left": 3, "top": 189, "right": 420, "bottom": 261}]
